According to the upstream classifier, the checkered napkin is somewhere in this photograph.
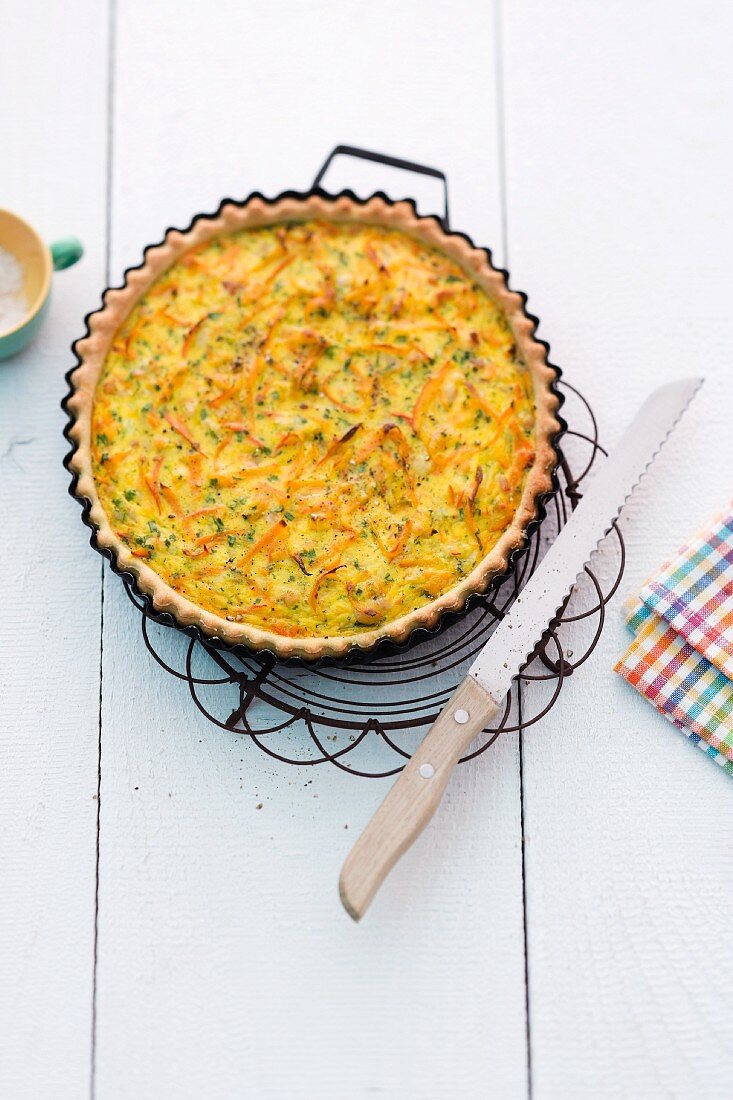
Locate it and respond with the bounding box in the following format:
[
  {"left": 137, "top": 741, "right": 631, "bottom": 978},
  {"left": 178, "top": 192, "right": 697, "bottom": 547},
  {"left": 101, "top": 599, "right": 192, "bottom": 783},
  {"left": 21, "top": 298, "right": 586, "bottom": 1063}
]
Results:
[{"left": 614, "top": 508, "right": 733, "bottom": 776}]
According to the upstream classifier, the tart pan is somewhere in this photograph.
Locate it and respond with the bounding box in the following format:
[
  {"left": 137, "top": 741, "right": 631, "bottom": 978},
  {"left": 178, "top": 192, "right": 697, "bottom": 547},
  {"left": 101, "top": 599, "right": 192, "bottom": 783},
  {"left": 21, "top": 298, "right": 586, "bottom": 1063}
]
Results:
[{"left": 63, "top": 145, "right": 565, "bottom": 664}]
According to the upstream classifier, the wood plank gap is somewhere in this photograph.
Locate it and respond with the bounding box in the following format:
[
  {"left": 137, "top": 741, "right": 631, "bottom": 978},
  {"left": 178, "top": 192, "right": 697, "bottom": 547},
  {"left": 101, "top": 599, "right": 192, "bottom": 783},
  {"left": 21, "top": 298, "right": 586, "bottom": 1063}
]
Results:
[
  {"left": 493, "top": 0, "right": 510, "bottom": 270},
  {"left": 90, "top": 3, "right": 117, "bottom": 1097},
  {"left": 518, "top": 701, "right": 533, "bottom": 1100},
  {"left": 495, "top": 2, "right": 532, "bottom": 1094},
  {"left": 90, "top": 564, "right": 104, "bottom": 1100}
]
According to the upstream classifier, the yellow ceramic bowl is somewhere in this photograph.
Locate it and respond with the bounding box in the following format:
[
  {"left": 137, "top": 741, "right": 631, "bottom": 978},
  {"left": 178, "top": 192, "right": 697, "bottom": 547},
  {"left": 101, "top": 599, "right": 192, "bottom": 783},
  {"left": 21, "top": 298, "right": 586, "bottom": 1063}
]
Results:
[{"left": 0, "top": 209, "right": 82, "bottom": 359}]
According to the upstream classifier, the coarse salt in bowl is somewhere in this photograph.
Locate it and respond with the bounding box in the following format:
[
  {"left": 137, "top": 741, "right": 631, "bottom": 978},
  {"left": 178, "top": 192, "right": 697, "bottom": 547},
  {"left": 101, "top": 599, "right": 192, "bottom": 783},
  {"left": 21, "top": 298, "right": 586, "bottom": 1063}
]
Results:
[{"left": 0, "top": 208, "right": 82, "bottom": 360}]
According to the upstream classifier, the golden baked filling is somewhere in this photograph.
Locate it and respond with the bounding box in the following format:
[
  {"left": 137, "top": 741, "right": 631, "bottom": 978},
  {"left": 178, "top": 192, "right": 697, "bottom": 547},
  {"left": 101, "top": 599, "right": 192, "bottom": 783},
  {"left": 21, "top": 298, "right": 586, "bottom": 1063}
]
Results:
[{"left": 91, "top": 220, "right": 537, "bottom": 639}]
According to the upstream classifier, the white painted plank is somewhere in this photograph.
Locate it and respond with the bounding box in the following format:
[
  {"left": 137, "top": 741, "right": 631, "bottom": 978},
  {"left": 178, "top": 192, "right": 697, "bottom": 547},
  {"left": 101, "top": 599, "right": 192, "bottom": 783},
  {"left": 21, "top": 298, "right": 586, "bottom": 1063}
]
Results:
[
  {"left": 502, "top": 1, "right": 733, "bottom": 1096},
  {"left": 95, "top": 2, "right": 529, "bottom": 1098},
  {"left": 0, "top": 2, "right": 109, "bottom": 1097}
]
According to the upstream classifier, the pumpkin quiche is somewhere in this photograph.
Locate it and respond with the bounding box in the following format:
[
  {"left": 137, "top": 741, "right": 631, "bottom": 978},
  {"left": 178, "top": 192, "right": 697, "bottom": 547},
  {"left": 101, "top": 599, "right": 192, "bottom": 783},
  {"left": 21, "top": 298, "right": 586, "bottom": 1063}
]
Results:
[{"left": 66, "top": 195, "right": 560, "bottom": 659}]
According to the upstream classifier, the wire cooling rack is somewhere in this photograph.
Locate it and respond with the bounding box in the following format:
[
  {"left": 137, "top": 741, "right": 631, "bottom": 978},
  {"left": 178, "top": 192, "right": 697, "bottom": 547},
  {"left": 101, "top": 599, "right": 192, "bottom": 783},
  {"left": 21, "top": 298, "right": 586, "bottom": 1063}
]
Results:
[{"left": 121, "top": 378, "right": 625, "bottom": 778}]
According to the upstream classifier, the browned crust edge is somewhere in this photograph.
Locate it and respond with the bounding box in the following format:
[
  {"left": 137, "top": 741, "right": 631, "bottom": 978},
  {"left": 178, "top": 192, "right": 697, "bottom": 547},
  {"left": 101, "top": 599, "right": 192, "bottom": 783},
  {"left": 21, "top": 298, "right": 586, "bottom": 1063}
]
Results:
[{"left": 66, "top": 194, "right": 561, "bottom": 660}]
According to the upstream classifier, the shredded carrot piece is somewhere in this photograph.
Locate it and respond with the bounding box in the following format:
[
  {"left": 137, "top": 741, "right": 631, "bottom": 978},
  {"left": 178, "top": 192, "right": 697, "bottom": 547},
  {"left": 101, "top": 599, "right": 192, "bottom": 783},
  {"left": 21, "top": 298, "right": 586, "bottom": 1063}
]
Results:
[
  {"left": 383, "top": 422, "right": 413, "bottom": 466},
  {"left": 345, "top": 582, "right": 387, "bottom": 624},
  {"left": 130, "top": 547, "right": 151, "bottom": 558},
  {"left": 124, "top": 327, "right": 140, "bottom": 358},
  {"left": 194, "top": 528, "right": 245, "bottom": 548},
  {"left": 146, "top": 279, "right": 174, "bottom": 298},
  {"left": 294, "top": 340, "right": 327, "bottom": 383},
  {"left": 198, "top": 564, "right": 228, "bottom": 577},
  {"left": 237, "top": 518, "right": 288, "bottom": 568},
  {"left": 182, "top": 313, "right": 214, "bottom": 358},
  {"left": 282, "top": 449, "right": 313, "bottom": 487},
  {"left": 160, "top": 483, "right": 182, "bottom": 516},
  {"left": 179, "top": 248, "right": 206, "bottom": 270},
  {"left": 163, "top": 411, "right": 201, "bottom": 451},
  {"left": 232, "top": 461, "right": 282, "bottom": 480},
  {"left": 242, "top": 308, "right": 288, "bottom": 424},
  {"left": 369, "top": 524, "right": 390, "bottom": 560},
  {"left": 411, "top": 359, "right": 455, "bottom": 431},
  {"left": 322, "top": 380, "right": 360, "bottom": 413},
  {"left": 225, "top": 603, "right": 270, "bottom": 617},
  {"left": 186, "top": 453, "right": 203, "bottom": 487},
  {"left": 159, "top": 365, "right": 190, "bottom": 403},
  {"left": 274, "top": 430, "right": 300, "bottom": 452},
  {"left": 316, "top": 423, "right": 362, "bottom": 467},
  {"left": 309, "top": 564, "right": 346, "bottom": 615},
  {"left": 503, "top": 444, "right": 535, "bottom": 487},
  {"left": 159, "top": 308, "right": 187, "bottom": 327},
  {"left": 249, "top": 243, "right": 287, "bottom": 274},
  {"left": 268, "top": 622, "right": 302, "bottom": 638},
  {"left": 464, "top": 379, "right": 497, "bottom": 419},
  {"left": 262, "top": 254, "right": 295, "bottom": 285},
  {"left": 210, "top": 380, "right": 242, "bottom": 408},
  {"left": 315, "top": 532, "right": 357, "bottom": 573},
  {"left": 214, "top": 437, "right": 233, "bottom": 461},
  {"left": 365, "top": 342, "right": 430, "bottom": 362},
  {"left": 462, "top": 499, "right": 483, "bottom": 553},
  {"left": 237, "top": 297, "right": 281, "bottom": 328},
  {"left": 303, "top": 296, "right": 328, "bottom": 317},
  {"left": 259, "top": 308, "right": 286, "bottom": 350},
  {"left": 469, "top": 465, "right": 484, "bottom": 505},
  {"left": 365, "top": 243, "right": 387, "bottom": 275},
  {"left": 182, "top": 505, "right": 226, "bottom": 529},
  {"left": 288, "top": 477, "right": 329, "bottom": 494},
  {"left": 140, "top": 455, "right": 163, "bottom": 514},
  {"left": 412, "top": 319, "right": 458, "bottom": 338},
  {"left": 220, "top": 422, "right": 267, "bottom": 447},
  {"left": 147, "top": 454, "right": 165, "bottom": 512},
  {"left": 387, "top": 520, "right": 413, "bottom": 561},
  {"left": 96, "top": 449, "right": 131, "bottom": 480}
]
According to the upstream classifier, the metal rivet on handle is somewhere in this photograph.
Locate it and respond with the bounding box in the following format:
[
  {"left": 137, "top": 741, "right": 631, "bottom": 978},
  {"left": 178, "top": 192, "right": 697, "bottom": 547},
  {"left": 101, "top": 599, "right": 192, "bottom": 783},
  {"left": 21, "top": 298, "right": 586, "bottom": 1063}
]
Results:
[
  {"left": 419, "top": 763, "right": 435, "bottom": 778},
  {"left": 454, "top": 708, "right": 469, "bottom": 724}
]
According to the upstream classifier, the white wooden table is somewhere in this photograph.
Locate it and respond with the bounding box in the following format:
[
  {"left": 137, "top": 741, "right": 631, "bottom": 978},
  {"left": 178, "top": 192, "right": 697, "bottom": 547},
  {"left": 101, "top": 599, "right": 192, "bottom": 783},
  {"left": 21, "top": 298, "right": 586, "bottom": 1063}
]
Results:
[{"left": 2, "top": 2, "right": 733, "bottom": 1096}]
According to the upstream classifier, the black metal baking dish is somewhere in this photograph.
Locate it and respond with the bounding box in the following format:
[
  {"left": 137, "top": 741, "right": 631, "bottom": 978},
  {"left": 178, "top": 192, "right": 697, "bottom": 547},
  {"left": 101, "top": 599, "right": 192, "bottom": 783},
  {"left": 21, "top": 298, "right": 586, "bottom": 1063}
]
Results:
[{"left": 62, "top": 144, "right": 565, "bottom": 667}]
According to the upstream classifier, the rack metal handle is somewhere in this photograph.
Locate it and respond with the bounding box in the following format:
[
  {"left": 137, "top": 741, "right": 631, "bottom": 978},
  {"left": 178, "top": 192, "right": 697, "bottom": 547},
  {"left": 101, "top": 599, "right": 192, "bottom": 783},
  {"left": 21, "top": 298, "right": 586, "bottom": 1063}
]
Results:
[{"left": 312, "top": 144, "right": 450, "bottom": 229}]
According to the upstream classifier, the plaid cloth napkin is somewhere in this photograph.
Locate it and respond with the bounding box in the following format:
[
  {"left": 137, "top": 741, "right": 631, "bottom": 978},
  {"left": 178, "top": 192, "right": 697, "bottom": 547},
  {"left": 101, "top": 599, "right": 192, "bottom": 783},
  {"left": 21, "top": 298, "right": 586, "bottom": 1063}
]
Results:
[{"left": 615, "top": 508, "right": 733, "bottom": 776}]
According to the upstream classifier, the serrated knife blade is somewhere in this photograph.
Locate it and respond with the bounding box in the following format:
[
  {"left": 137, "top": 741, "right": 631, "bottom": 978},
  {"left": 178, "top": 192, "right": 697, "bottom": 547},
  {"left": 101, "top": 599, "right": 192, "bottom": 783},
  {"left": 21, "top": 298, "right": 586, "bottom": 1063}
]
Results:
[
  {"left": 469, "top": 376, "right": 703, "bottom": 701},
  {"left": 339, "top": 377, "right": 702, "bottom": 920}
]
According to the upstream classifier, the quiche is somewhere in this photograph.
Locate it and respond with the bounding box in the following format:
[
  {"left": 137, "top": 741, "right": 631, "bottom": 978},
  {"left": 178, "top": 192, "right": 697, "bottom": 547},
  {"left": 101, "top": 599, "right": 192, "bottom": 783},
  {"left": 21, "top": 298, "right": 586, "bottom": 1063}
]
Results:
[{"left": 66, "top": 195, "right": 560, "bottom": 659}]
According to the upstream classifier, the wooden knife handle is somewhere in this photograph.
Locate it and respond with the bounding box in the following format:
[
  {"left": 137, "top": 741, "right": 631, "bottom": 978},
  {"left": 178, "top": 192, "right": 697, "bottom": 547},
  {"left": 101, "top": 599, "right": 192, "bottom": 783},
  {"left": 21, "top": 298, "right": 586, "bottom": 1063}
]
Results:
[{"left": 339, "top": 676, "right": 501, "bottom": 920}]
